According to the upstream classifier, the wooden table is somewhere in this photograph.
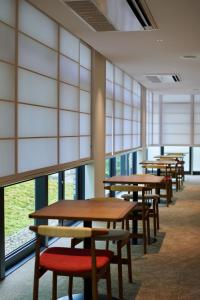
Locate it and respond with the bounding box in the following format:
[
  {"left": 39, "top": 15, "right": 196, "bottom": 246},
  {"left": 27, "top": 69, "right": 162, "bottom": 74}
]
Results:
[
  {"left": 29, "top": 198, "right": 136, "bottom": 300},
  {"left": 103, "top": 174, "right": 165, "bottom": 186},
  {"left": 140, "top": 160, "right": 177, "bottom": 166}
]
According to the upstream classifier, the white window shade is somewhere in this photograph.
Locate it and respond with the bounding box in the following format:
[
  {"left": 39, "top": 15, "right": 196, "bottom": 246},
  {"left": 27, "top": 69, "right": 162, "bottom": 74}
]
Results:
[
  {"left": 60, "top": 27, "right": 79, "bottom": 61},
  {"left": 18, "top": 69, "right": 57, "bottom": 107},
  {"left": 18, "top": 138, "right": 57, "bottom": 172},
  {"left": 106, "top": 117, "right": 112, "bottom": 135},
  {"left": 0, "top": 140, "right": 15, "bottom": 177},
  {"left": 59, "top": 137, "right": 79, "bottom": 164},
  {"left": 0, "top": 0, "right": 15, "bottom": 26},
  {"left": 106, "top": 80, "right": 113, "bottom": 99},
  {"left": 80, "top": 114, "right": 90, "bottom": 135},
  {"left": 59, "top": 111, "right": 79, "bottom": 136},
  {"left": 115, "top": 67, "right": 123, "bottom": 85},
  {"left": 115, "top": 136, "right": 123, "bottom": 152},
  {"left": 0, "top": 102, "right": 15, "bottom": 138},
  {"left": 162, "top": 100, "right": 191, "bottom": 145},
  {"left": 106, "top": 136, "right": 112, "bottom": 154},
  {"left": 123, "top": 135, "right": 132, "bottom": 150},
  {"left": 124, "top": 74, "right": 132, "bottom": 90},
  {"left": 0, "top": 62, "right": 15, "bottom": 100},
  {"left": 80, "top": 91, "right": 91, "bottom": 113},
  {"left": 0, "top": 22, "right": 15, "bottom": 63},
  {"left": 60, "top": 83, "right": 79, "bottom": 111},
  {"left": 80, "top": 67, "right": 91, "bottom": 91},
  {"left": 18, "top": 105, "right": 57, "bottom": 137},
  {"left": 80, "top": 43, "right": 91, "bottom": 70},
  {"left": 19, "top": 34, "right": 58, "bottom": 78},
  {"left": 106, "top": 61, "right": 113, "bottom": 81},
  {"left": 60, "top": 55, "right": 79, "bottom": 86},
  {"left": 80, "top": 137, "right": 90, "bottom": 158},
  {"left": 19, "top": 0, "right": 58, "bottom": 49}
]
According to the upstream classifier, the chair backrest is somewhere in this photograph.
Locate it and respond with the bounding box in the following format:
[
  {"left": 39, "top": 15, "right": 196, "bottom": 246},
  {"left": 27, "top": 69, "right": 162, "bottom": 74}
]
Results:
[
  {"left": 104, "top": 184, "right": 151, "bottom": 193},
  {"left": 29, "top": 225, "right": 109, "bottom": 239}
]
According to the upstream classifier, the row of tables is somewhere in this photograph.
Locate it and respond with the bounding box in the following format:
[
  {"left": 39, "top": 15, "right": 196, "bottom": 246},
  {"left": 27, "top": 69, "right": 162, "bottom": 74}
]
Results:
[{"left": 29, "top": 153, "right": 186, "bottom": 299}]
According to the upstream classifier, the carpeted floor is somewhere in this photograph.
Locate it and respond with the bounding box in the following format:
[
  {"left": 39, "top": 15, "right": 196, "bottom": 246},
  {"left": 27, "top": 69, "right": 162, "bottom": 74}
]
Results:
[{"left": 0, "top": 175, "right": 200, "bottom": 300}]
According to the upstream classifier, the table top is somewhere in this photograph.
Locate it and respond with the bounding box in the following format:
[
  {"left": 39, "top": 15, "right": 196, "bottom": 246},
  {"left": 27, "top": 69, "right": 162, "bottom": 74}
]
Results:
[
  {"left": 103, "top": 174, "right": 164, "bottom": 185},
  {"left": 140, "top": 160, "right": 177, "bottom": 166},
  {"left": 29, "top": 198, "right": 136, "bottom": 222},
  {"left": 154, "top": 155, "right": 183, "bottom": 159}
]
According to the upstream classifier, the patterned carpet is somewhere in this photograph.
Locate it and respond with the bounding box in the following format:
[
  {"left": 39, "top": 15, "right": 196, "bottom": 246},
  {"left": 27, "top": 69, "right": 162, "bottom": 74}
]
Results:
[{"left": 0, "top": 176, "right": 200, "bottom": 300}]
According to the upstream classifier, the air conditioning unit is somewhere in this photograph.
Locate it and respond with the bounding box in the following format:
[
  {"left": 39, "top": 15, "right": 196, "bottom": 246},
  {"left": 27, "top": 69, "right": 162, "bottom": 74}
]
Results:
[
  {"left": 145, "top": 74, "right": 181, "bottom": 83},
  {"left": 61, "top": 0, "right": 157, "bottom": 31}
]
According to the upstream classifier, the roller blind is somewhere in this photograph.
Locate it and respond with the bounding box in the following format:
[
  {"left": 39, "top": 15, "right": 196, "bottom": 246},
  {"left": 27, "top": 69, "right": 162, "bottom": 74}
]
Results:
[
  {"left": 0, "top": 0, "right": 91, "bottom": 185},
  {"left": 105, "top": 61, "right": 142, "bottom": 155},
  {"left": 161, "top": 95, "right": 191, "bottom": 145}
]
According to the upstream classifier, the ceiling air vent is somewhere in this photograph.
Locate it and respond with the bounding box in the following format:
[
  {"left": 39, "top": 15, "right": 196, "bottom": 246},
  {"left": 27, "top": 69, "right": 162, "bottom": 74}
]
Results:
[
  {"left": 62, "top": 0, "right": 157, "bottom": 32},
  {"left": 145, "top": 74, "right": 181, "bottom": 83}
]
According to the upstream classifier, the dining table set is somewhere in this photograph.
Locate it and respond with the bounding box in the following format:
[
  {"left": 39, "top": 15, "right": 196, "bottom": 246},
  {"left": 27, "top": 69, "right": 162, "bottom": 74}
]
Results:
[{"left": 29, "top": 152, "right": 186, "bottom": 300}]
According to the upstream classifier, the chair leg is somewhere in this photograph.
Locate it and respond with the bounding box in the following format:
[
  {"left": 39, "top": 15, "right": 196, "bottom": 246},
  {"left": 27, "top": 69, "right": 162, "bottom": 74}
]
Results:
[
  {"left": 117, "top": 241, "right": 124, "bottom": 300},
  {"left": 156, "top": 201, "right": 160, "bottom": 230},
  {"left": 92, "top": 272, "right": 98, "bottom": 300},
  {"left": 153, "top": 202, "right": 157, "bottom": 237},
  {"left": 127, "top": 240, "right": 133, "bottom": 283},
  {"left": 143, "top": 217, "right": 147, "bottom": 254},
  {"left": 147, "top": 217, "right": 151, "bottom": 245},
  {"left": 68, "top": 276, "right": 73, "bottom": 298},
  {"left": 52, "top": 272, "right": 57, "bottom": 300},
  {"left": 106, "top": 265, "right": 112, "bottom": 300},
  {"left": 33, "top": 269, "right": 39, "bottom": 300}
]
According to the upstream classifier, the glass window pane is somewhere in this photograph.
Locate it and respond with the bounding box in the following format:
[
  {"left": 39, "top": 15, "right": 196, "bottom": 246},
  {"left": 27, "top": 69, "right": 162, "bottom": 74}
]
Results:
[
  {"left": 80, "top": 137, "right": 90, "bottom": 158},
  {"left": 18, "top": 138, "right": 57, "bottom": 172},
  {"left": 48, "top": 173, "right": 58, "bottom": 204},
  {"left": 193, "top": 147, "right": 200, "bottom": 172},
  {"left": 116, "top": 156, "right": 121, "bottom": 175},
  {"left": 18, "top": 104, "right": 57, "bottom": 137},
  {"left": 164, "top": 146, "right": 189, "bottom": 171},
  {"left": 60, "top": 111, "right": 79, "bottom": 136},
  {"left": 80, "top": 90, "right": 90, "bottom": 113},
  {"left": 65, "top": 169, "right": 76, "bottom": 199},
  {"left": 0, "top": 101, "right": 15, "bottom": 138},
  {"left": 115, "top": 136, "right": 123, "bottom": 152},
  {"left": 0, "top": 22, "right": 15, "bottom": 63},
  {"left": 60, "top": 83, "right": 79, "bottom": 111},
  {"left": 147, "top": 147, "right": 160, "bottom": 160},
  {"left": 60, "top": 55, "right": 79, "bottom": 86},
  {"left": 19, "top": 0, "right": 58, "bottom": 49},
  {"left": 0, "top": 140, "right": 15, "bottom": 177},
  {"left": 80, "top": 43, "right": 91, "bottom": 69},
  {"left": 19, "top": 34, "right": 58, "bottom": 78},
  {"left": 18, "top": 69, "right": 57, "bottom": 107},
  {"left": 0, "top": 0, "right": 15, "bottom": 26},
  {"left": 5, "top": 180, "right": 35, "bottom": 256},
  {"left": 106, "top": 117, "right": 112, "bottom": 135},
  {"left": 123, "top": 135, "right": 132, "bottom": 150},
  {"left": 0, "top": 61, "right": 15, "bottom": 100},
  {"left": 105, "top": 159, "right": 110, "bottom": 177},
  {"left": 60, "top": 137, "right": 79, "bottom": 163},
  {"left": 60, "top": 27, "right": 79, "bottom": 61}
]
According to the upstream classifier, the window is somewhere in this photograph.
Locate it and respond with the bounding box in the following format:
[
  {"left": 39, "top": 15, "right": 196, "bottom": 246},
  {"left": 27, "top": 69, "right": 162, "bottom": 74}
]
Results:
[
  {"left": 193, "top": 147, "right": 200, "bottom": 172},
  {"left": 4, "top": 180, "right": 35, "bottom": 256},
  {"left": 164, "top": 146, "right": 190, "bottom": 172},
  {"left": 148, "top": 147, "right": 160, "bottom": 160},
  {"left": 64, "top": 169, "right": 77, "bottom": 199},
  {"left": 105, "top": 159, "right": 110, "bottom": 178},
  {"left": 116, "top": 156, "right": 121, "bottom": 175}
]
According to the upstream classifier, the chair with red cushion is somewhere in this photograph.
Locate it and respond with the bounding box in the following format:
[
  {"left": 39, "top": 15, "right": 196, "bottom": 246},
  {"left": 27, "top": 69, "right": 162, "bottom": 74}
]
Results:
[{"left": 30, "top": 225, "right": 113, "bottom": 300}]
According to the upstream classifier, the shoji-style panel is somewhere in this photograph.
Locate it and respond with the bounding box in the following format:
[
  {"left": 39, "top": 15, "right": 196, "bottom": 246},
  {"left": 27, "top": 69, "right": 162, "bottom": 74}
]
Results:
[{"left": 0, "top": 0, "right": 91, "bottom": 185}]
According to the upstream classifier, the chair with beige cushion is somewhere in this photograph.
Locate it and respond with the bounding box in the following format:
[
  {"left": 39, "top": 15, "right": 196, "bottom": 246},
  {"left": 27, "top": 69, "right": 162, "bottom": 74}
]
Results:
[{"left": 70, "top": 197, "right": 132, "bottom": 300}]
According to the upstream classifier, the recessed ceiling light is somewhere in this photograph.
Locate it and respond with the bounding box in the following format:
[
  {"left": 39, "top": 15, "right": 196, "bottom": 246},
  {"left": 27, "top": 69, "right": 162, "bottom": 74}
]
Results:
[{"left": 156, "top": 39, "right": 163, "bottom": 42}]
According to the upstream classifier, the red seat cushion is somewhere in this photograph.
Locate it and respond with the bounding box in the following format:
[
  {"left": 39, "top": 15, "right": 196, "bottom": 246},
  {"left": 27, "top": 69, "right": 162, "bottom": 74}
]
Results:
[
  {"left": 162, "top": 176, "right": 172, "bottom": 182},
  {"left": 39, "top": 247, "right": 113, "bottom": 274}
]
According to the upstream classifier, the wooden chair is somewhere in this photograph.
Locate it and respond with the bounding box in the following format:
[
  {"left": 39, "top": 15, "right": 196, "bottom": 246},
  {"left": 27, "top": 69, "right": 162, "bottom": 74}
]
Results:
[
  {"left": 105, "top": 185, "right": 151, "bottom": 254},
  {"left": 30, "top": 225, "right": 113, "bottom": 300},
  {"left": 69, "top": 197, "right": 132, "bottom": 300}
]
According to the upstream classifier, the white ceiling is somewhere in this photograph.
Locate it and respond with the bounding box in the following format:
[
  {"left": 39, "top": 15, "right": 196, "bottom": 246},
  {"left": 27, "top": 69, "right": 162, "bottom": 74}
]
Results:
[{"left": 30, "top": 0, "right": 200, "bottom": 94}]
